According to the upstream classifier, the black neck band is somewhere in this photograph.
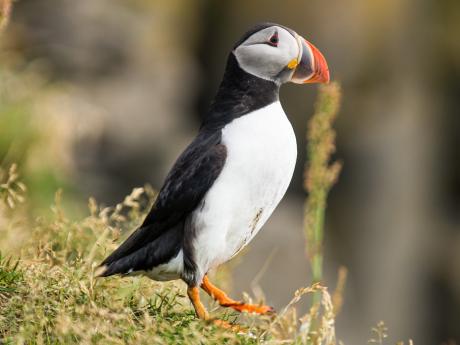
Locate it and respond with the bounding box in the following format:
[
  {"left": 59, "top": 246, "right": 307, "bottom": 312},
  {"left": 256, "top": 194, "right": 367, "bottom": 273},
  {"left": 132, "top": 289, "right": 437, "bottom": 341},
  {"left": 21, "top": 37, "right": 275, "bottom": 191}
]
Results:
[{"left": 201, "top": 53, "right": 280, "bottom": 130}]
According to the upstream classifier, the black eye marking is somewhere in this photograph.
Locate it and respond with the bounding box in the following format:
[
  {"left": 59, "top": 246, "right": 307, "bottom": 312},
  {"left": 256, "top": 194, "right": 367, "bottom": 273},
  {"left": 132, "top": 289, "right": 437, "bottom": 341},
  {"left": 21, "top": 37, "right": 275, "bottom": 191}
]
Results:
[{"left": 266, "top": 31, "right": 279, "bottom": 47}]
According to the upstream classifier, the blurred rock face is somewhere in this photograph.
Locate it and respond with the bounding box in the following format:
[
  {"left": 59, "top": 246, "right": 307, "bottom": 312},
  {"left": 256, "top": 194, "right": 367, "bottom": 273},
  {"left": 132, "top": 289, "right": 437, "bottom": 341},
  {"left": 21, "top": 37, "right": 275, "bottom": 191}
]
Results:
[
  {"left": 12, "top": 0, "right": 202, "bottom": 202},
  {"left": 5, "top": 0, "right": 460, "bottom": 344}
]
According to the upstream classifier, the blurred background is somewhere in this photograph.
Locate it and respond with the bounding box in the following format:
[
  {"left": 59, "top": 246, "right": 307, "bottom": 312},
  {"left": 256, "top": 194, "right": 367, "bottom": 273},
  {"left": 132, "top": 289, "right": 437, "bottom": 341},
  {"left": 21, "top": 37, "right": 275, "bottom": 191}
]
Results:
[{"left": 1, "top": 0, "right": 459, "bottom": 343}]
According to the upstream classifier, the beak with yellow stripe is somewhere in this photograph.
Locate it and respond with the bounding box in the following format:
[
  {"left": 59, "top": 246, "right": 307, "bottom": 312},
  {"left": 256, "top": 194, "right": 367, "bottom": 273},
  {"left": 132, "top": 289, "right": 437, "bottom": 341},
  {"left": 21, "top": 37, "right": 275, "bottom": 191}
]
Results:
[{"left": 287, "top": 34, "right": 330, "bottom": 84}]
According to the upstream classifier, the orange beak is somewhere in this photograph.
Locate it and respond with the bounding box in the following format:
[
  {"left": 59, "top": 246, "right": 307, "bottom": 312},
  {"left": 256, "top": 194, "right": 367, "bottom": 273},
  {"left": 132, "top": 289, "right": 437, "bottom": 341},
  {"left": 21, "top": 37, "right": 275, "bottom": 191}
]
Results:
[{"left": 290, "top": 37, "right": 330, "bottom": 84}]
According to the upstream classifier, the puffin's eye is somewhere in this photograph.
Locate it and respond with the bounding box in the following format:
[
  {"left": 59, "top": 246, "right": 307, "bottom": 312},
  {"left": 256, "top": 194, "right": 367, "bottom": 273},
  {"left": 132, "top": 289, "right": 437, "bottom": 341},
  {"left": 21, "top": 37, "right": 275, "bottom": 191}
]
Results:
[{"left": 267, "top": 32, "right": 279, "bottom": 47}]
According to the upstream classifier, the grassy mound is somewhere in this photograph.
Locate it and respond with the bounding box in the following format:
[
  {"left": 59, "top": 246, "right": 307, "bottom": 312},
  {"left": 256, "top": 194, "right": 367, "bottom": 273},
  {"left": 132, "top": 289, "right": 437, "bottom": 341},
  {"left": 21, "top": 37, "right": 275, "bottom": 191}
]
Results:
[{"left": 0, "top": 184, "right": 339, "bottom": 344}]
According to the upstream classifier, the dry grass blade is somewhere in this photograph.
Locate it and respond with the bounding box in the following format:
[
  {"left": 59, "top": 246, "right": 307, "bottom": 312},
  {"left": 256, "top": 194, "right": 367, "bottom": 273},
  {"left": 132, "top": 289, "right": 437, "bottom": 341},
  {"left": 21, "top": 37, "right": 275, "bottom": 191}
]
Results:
[
  {"left": 0, "top": 0, "right": 12, "bottom": 33},
  {"left": 0, "top": 164, "right": 26, "bottom": 209},
  {"left": 331, "top": 266, "right": 347, "bottom": 316},
  {"left": 368, "top": 321, "right": 388, "bottom": 344}
]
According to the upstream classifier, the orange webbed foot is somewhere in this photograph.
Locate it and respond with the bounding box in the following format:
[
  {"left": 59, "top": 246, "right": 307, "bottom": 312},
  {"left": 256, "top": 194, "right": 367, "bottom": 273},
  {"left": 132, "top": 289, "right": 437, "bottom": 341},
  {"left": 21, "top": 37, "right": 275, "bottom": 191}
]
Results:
[
  {"left": 211, "top": 319, "right": 247, "bottom": 333},
  {"left": 201, "top": 275, "right": 275, "bottom": 315},
  {"left": 222, "top": 302, "right": 274, "bottom": 314}
]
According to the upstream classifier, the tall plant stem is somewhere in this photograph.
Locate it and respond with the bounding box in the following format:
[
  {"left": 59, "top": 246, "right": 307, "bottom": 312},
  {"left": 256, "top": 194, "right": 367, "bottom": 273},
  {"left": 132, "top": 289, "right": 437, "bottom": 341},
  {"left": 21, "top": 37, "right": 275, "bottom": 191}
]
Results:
[{"left": 304, "top": 82, "right": 342, "bottom": 305}]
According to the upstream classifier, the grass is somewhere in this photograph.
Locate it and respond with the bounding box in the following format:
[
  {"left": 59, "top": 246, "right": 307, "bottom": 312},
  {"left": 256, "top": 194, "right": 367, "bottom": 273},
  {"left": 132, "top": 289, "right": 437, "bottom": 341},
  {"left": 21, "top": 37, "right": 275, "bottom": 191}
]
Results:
[
  {"left": 0, "top": 181, "right": 338, "bottom": 344},
  {"left": 0, "top": 185, "right": 259, "bottom": 344},
  {"left": 303, "top": 82, "right": 343, "bottom": 313},
  {"left": 304, "top": 82, "right": 342, "bottom": 288},
  {"left": 0, "top": 164, "right": 26, "bottom": 209}
]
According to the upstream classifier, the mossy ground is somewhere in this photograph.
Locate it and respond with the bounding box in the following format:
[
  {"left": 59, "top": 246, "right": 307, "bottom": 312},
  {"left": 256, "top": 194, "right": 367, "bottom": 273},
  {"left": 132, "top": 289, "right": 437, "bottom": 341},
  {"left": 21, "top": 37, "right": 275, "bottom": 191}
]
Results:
[
  {"left": 2, "top": 184, "right": 329, "bottom": 344},
  {"left": 0, "top": 187, "right": 273, "bottom": 344}
]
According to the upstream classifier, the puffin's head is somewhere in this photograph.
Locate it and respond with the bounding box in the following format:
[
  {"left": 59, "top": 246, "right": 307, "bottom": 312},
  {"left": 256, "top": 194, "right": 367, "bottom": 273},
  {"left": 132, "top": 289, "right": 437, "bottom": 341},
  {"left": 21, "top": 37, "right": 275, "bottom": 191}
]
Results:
[{"left": 233, "top": 23, "right": 330, "bottom": 85}]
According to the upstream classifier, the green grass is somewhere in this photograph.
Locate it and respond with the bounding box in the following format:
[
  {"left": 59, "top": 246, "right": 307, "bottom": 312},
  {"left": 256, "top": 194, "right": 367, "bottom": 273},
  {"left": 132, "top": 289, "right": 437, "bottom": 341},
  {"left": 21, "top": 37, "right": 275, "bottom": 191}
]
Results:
[
  {"left": 0, "top": 254, "right": 23, "bottom": 297},
  {"left": 303, "top": 82, "right": 342, "bottom": 311},
  {"left": 0, "top": 186, "right": 265, "bottom": 344}
]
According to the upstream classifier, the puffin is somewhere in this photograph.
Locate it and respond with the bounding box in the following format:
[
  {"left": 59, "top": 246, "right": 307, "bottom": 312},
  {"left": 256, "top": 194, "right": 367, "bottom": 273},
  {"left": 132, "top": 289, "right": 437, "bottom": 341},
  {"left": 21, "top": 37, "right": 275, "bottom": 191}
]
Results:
[{"left": 98, "top": 22, "right": 329, "bottom": 324}]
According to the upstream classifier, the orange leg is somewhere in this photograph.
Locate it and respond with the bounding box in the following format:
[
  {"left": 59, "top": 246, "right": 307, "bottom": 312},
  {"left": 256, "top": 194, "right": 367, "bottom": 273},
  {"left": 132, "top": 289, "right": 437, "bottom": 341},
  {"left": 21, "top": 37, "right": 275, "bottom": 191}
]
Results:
[
  {"left": 187, "top": 285, "right": 243, "bottom": 331},
  {"left": 187, "top": 286, "right": 209, "bottom": 320},
  {"left": 201, "top": 275, "right": 274, "bottom": 314}
]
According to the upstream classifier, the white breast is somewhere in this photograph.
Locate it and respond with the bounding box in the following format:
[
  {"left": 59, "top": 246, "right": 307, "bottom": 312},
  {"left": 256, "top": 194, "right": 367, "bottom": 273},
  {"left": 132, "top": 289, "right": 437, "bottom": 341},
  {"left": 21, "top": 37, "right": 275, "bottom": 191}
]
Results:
[{"left": 189, "top": 101, "right": 297, "bottom": 280}]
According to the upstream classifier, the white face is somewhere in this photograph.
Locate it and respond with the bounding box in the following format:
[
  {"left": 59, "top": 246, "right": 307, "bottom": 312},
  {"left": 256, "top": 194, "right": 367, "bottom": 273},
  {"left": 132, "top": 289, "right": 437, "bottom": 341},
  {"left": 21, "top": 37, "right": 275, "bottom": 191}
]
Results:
[{"left": 233, "top": 26, "right": 300, "bottom": 84}]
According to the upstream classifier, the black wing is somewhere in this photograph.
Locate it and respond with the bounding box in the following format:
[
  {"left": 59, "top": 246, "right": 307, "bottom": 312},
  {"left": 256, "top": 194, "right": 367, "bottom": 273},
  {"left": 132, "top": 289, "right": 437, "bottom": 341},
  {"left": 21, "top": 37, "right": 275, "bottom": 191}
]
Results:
[{"left": 99, "top": 129, "right": 227, "bottom": 276}]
